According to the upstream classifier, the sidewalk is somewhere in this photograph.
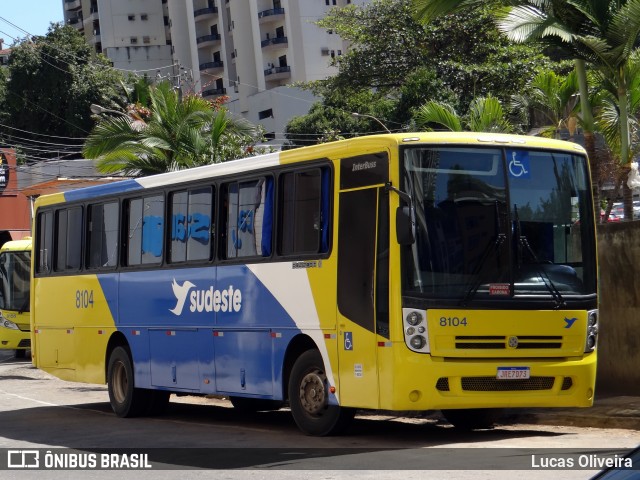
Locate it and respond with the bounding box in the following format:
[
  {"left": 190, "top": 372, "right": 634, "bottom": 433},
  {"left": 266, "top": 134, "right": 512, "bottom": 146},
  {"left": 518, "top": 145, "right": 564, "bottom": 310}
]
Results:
[{"left": 507, "top": 396, "right": 640, "bottom": 430}]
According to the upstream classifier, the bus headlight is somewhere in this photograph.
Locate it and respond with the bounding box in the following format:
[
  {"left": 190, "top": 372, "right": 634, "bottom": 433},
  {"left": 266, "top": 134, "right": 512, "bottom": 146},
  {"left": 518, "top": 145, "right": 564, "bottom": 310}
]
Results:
[
  {"left": 406, "top": 311, "right": 423, "bottom": 326},
  {"left": 403, "top": 308, "right": 430, "bottom": 354},
  {"left": 585, "top": 309, "right": 598, "bottom": 353},
  {"left": 1, "top": 318, "right": 19, "bottom": 330}
]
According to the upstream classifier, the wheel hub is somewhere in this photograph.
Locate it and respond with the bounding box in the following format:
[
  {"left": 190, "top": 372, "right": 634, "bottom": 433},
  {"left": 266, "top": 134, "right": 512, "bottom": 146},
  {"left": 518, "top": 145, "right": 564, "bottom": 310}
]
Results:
[{"left": 299, "top": 370, "right": 327, "bottom": 415}]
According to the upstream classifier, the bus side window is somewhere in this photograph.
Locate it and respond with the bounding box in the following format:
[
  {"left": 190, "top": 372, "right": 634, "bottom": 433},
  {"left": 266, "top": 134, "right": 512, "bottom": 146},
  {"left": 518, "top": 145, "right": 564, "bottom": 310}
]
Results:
[
  {"left": 222, "top": 177, "right": 273, "bottom": 259},
  {"left": 278, "top": 167, "right": 328, "bottom": 256},
  {"left": 126, "top": 195, "right": 165, "bottom": 266},
  {"left": 36, "top": 211, "right": 53, "bottom": 274},
  {"left": 55, "top": 206, "right": 83, "bottom": 272},
  {"left": 169, "top": 186, "right": 213, "bottom": 263},
  {"left": 87, "top": 202, "right": 119, "bottom": 269}
]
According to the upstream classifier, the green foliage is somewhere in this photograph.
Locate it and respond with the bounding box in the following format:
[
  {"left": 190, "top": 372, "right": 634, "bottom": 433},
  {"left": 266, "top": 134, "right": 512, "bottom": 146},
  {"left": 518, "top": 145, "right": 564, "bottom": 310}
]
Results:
[
  {"left": 285, "top": 0, "right": 565, "bottom": 146},
  {"left": 83, "top": 82, "right": 265, "bottom": 176},
  {"left": 510, "top": 70, "right": 579, "bottom": 136},
  {"left": 414, "top": 96, "right": 513, "bottom": 132},
  {"left": 0, "top": 68, "right": 8, "bottom": 124},
  {"left": 317, "top": 0, "right": 432, "bottom": 92},
  {"left": 3, "top": 24, "right": 124, "bottom": 152},
  {"left": 284, "top": 88, "right": 397, "bottom": 148}
]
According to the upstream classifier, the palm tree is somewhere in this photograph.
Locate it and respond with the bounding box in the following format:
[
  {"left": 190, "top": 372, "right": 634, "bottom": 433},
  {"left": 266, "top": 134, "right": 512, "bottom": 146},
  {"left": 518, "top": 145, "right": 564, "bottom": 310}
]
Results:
[
  {"left": 497, "top": 0, "right": 640, "bottom": 219},
  {"left": 83, "top": 82, "right": 260, "bottom": 176},
  {"left": 414, "top": 95, "right": 513, "bottom": 132},
  {"left": 413, "top": 0, "right": 640, "bottom": 219},
  {"left": 510, "top": 70, "right": 579, "bottom": 138}
]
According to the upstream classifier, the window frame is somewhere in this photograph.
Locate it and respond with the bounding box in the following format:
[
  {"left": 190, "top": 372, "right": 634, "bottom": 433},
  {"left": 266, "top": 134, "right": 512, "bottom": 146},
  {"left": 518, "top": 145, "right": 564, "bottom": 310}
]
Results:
[
  {"left": 219, "top": 175, "right": 275, "bottom": 262},
  {"left": 275, "top": 163, "right": 333, "bottom": 260},
  {"left": 86, "top": 200, "right": 120, "bottom": 271},
  {"left": 168, "top": 185, "right": 215, "bottom": 265},
  {"left": 54, "top": 206, "right": 83, "bottom": 273}
]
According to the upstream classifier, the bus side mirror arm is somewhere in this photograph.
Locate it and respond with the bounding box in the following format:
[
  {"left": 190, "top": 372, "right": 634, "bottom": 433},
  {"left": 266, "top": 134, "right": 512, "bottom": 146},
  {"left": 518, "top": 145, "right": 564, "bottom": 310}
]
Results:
[{"left": 385, "top": 182, "right": 415, "bottom": 246}]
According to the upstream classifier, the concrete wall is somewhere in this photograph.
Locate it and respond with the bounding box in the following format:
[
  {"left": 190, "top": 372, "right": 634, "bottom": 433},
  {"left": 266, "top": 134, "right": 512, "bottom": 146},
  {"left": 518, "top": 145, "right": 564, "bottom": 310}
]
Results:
[{"left": 596, "top": 221, "right": 640, "bottom": 395}]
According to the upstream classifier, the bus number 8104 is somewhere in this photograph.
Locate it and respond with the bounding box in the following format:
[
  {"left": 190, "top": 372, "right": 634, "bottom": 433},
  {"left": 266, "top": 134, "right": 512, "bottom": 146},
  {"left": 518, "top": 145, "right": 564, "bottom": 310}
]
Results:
[{"left": 75, "top": 290, "right": 94, "bottom": 309}]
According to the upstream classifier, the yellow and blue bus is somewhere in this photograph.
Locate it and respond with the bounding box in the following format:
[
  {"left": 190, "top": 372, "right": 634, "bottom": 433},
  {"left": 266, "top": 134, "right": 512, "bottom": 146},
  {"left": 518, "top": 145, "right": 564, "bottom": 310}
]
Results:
[
  {"left": 0, "top": 238, "right": 32, "bottom": 358},
  {"left": 31, "top": 132, "right": 598, "bottom": 435}
]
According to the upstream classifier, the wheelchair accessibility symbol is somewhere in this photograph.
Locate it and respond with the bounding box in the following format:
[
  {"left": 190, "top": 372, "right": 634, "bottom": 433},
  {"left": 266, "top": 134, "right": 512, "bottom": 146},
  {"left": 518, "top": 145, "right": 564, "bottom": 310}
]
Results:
[
  {"left": 344, "top": 332, "right": 353, "bottom": 351},
  {"left": 508, "top": 151, "right": 530, "bottom": 178}
]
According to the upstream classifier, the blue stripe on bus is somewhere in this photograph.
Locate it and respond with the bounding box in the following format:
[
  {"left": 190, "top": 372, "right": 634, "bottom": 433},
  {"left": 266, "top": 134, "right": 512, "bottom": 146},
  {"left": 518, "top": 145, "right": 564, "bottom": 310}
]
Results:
[
  {"left": 97, "top": 264, "right": 301, "bottom": 398},
  {"left": 63, "top": 179, "right": 143, "bottom": 203}
]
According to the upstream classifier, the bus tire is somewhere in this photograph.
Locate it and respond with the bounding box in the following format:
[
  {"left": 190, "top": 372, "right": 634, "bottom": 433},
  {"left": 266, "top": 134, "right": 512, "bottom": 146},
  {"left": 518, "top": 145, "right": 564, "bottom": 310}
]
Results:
[
  {"left": 288, "top": 349, "right": 355, "bottom": 436},
  {"left": 229, "top": 396, "right": 284, "bottom": 412},
  {"left": 441, "top": 408, "right": 503, "bottom": 430},
  {"left": 14, "top": 349, "right": 26, "bottom": 359},
  {"left": 107, "top": 346, "right": 149, "bottom": 418}
]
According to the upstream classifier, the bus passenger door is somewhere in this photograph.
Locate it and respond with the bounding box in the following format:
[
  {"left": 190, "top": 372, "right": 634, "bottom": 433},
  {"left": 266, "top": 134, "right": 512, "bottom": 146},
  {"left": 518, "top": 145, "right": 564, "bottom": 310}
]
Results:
[{"left": 336, "top": 153, "right": 389, "bottom": 409}]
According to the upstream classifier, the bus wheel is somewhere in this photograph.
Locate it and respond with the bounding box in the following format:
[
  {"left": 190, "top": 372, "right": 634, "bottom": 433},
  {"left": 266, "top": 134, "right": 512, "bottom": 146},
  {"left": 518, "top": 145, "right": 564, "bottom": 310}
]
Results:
[
  {"left": 14, "top": 349, "right": 26, "bottom": 359},
  {"left": 229, "top": 396, "right": 284, "bottom": 412},
  {"left": 288, "top": 349, "right": 355, "bottom": 436},
  {"left": 441, "top": 408, "right": 503, "bottom": 430},
  {"left": 107, "top": 346, "right": 149, "bottom": 418}
]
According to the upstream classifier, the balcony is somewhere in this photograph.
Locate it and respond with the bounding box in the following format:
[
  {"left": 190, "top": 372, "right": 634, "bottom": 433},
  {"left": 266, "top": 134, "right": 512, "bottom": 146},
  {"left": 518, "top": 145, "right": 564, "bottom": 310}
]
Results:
[
  {"left": 264, "top": 65, "right": 291, "bottom": 81},
  {"left": 196, "top": 33, "right": 221, "bottom": 48},
  {"left": 90, "top": 29, "right": 101, "bottom": 44},
  {"left": 194, "top": 6, "right": 218, "bottom": 21},
  {"left": 64, "top": 0, "right": 81, "bottom": 11},
  {"left": 260, "top": 36, "right": 288, "bottom": 50},
  {"left": 202, "top": 88, "right": 227, "bottom": 98},
  {"left": 258, "top": 8, "right": 285, "bottom": 24},
  {"left": 199, "top": 60, "right": 224, "bottom": 74}
]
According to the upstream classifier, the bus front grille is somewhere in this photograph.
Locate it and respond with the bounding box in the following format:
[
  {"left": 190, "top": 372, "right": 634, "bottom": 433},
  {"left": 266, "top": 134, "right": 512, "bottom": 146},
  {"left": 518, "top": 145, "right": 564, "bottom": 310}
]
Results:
[
  {"left": 436, "top": 376, "right": 571, "bottom": 392},
  {"left": 17, "top": 339, "right": 31, "bottom": 348},
  {"left": 455, "top": 336, "right": 562, "bottom": 350}
]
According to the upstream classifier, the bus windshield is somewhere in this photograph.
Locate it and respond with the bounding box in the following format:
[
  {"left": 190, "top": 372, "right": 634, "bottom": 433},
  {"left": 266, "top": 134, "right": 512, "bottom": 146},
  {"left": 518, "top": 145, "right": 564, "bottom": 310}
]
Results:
[
  {"left": 0, "top": 250, "right": 31, "bottom": 313},
  {"left": 401, "top": 146, "right": 597, "bottom": 304}
]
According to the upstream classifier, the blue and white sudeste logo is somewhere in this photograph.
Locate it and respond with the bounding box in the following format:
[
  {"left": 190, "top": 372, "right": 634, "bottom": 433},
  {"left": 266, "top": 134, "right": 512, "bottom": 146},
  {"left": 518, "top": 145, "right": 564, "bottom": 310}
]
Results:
[{"left": 170, "top": 279, "right": 242, "bottom": 315}]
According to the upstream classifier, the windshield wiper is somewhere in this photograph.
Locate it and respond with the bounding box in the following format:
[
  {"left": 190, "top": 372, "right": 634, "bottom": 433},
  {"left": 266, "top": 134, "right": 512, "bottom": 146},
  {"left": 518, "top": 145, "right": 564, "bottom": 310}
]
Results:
[
  {"left": 18, "top": 297, "right": 29, "bottom": 314},
  {"left": 513, "top": 204, "right": 566, "bottom": 309},
  {"left": 460, "top": 201, "right": 506, "bottom": 306}
]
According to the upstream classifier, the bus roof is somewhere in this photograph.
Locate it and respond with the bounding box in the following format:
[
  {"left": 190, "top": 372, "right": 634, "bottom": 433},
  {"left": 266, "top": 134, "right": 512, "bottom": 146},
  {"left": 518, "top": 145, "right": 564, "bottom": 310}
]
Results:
[
  {"left": 0, "top": 237, "right": 32, "bottom": 253},
  {"left": 33, "top": 132, "right": 586, "bottom": 208}
]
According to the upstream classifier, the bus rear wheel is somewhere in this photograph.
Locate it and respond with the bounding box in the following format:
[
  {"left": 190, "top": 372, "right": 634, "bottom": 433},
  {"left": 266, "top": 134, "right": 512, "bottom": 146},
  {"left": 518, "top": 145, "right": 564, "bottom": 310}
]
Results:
[
  {"left": 441, "top": 408, "right": 503, "bottom": 430},
  {"left": 288, "top": 349, "right": 355, "bottom": 436},
  {"left": 107, "top": 346, "right": 149, "bottom": 418}
]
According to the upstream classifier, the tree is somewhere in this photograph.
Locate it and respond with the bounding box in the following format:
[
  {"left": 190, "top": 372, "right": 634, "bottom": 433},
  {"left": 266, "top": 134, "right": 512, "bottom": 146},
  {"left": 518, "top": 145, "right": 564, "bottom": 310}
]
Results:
[
  {"left": 498, "top": 0, "right": 640, "bottom": 219},
  {"left": 83, "top": 82, "right": 264, "bottom": 176},
  {"left": 411, "top": 0, "right": 604, "bottom": 216},
  {"left": 283, "top": 85, "right": 398, "bottom": 148},
  {"left": 285, "top": 0, "right": 561, "bottom": 147},
  {"left": 510, "top": 70, "right": 579, "bottom": 138},
  {"left": 0, "top": 68, "right": 7, "bottom": 125},
  {"left": 413, "top": 95, "right": 514, "bottom": 132},
  {"left": 3, "top": 24, "right": 124, "bottom": 156}
]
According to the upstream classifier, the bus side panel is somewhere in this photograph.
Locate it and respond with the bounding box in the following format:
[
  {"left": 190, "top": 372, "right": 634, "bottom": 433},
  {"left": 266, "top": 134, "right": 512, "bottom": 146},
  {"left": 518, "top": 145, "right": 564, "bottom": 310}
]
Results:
[
  {"left": 33, "top": 274, "right": 116, "bottom": 383},
  {"left": 117, "top": 268, "right": 214, "bottom": 391},
  {"left": 246, "top": 262, "right": 340, "bottom": 404}
]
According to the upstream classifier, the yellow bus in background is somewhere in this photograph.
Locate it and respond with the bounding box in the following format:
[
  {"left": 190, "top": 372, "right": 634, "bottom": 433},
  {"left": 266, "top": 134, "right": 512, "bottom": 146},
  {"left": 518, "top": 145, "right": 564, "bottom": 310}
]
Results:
[
  {"left": 31, "top": 133, "right": 598, "bottom": 435},
  {"left": 0, "top": 238, "right": 32, "bottom": 358}
]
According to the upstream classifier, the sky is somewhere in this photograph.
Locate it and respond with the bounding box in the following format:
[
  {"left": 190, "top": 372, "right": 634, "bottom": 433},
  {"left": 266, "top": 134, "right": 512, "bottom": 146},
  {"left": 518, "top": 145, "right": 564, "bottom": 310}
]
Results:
[{"left": 0, "top": 0, "right": 64, "bottom": 46}]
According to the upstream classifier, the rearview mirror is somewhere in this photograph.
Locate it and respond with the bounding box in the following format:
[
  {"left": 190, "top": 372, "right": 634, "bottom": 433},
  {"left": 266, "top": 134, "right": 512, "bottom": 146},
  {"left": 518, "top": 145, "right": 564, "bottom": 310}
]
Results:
[{"left": 396, "top": 206, "right": 415, "bottom": 245}]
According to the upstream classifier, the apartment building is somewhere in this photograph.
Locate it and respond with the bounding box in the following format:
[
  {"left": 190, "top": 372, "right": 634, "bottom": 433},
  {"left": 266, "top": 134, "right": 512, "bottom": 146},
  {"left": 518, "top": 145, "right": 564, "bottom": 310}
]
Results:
[{"left": 62, "top": 0, "right": 368, "bottom": 144}]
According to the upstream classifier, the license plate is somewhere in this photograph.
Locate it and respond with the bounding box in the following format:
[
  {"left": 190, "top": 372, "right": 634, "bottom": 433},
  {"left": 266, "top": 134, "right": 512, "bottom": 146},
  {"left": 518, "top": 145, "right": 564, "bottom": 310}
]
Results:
[{"left": 496, "top": 367, "right": 530, "bottom": 379}]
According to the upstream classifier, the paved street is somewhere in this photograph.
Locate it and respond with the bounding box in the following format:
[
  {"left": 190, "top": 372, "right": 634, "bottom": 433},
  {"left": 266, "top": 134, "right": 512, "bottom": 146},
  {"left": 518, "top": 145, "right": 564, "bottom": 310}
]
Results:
[{"left": 0, "top": 350, "right": 638, "bottom": 479}]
